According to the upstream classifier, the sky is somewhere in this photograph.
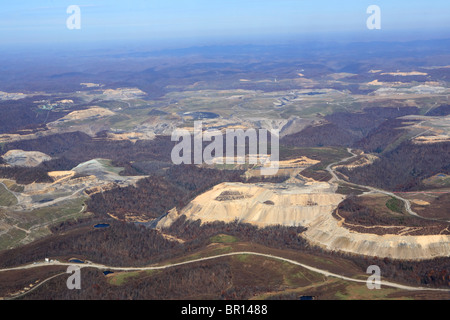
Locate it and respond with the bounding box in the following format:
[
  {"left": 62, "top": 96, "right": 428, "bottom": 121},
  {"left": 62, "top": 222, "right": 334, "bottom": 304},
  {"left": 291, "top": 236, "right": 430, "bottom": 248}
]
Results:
[{"left": 0, "top": 0, "right": 449, "bottom": 49}]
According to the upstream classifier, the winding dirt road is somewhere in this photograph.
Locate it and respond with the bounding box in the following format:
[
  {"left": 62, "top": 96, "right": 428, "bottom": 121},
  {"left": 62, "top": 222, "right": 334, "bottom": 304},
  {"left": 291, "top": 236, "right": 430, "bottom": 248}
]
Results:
[
  {"left": 326, "top": 148, "right": 449, "bottom": 223},
  {"left": 1, "top": 251, "right": 448, "bottom": 298}
]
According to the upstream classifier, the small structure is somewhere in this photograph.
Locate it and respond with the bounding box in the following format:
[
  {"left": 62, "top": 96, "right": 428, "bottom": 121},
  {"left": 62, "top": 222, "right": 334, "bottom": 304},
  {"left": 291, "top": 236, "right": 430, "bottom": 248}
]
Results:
[{"left": 299, "top": 295, "right": 316, "bottom": 300}]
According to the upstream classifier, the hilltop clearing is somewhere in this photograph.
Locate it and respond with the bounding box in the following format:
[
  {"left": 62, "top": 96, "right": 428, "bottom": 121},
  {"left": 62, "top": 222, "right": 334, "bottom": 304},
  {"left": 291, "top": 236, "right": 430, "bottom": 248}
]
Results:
[{"left": 2, "top": 150, "right": 51, "bottom": 167}]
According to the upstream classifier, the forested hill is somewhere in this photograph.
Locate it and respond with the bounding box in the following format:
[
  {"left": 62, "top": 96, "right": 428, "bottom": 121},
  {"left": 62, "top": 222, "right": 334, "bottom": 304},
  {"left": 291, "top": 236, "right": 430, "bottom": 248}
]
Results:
[{"left": 338, "top": 141, "right": 450, "bottom": 191}]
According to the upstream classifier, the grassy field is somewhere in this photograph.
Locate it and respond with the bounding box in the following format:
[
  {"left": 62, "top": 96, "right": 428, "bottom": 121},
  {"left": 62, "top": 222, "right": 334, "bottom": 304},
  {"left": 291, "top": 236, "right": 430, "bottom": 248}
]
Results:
[
  {"left": 386, "top": 197, "right": 406, "bottom": 214},
  {"left": 336, "top": 183, "right": 369, "bottom": 195},
  {"left": 0, "top": 197, "right": 88, "bottom": 251},
  {"left": 97, "top": 159, "right": 125, "bottom": 175},
  {"left": 107, "top": 271, "right": 141, "bottom": 286},
  {"left": 358, "top": 194, "right": 406, "bottom": 218},
  {"left": 423, "top": 174, "right": 450, "bottom": 188},
  {"left": 333, "top": 282, "right": 414, "bottom": 300},
  {"left": 209, "top": 234, "right": 239, "bottom": 244},
  {"left": 0, "top": 183, "right": 18, "bottom": 207},
  {"left": 0, "top": 179, "right": 24, "bottom": 193},
  {"left": 27, "top": 197, "right": 87, "bottom": 226},
  {"left": 0, "top": 228, "right": 27, "bottom": 250}
]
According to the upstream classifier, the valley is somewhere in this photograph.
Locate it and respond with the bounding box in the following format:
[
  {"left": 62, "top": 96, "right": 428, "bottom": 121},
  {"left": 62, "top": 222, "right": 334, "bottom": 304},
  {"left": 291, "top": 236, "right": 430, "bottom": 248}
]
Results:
[{"left": 0, "top": 38, "right": 449, "bottom": 300}]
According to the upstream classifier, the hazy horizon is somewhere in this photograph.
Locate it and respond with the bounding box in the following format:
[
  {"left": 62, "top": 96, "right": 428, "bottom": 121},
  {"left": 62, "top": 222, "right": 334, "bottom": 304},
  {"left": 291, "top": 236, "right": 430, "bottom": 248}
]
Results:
[{"left": 1, "top": 0, "right": 449, "bottom": 51}]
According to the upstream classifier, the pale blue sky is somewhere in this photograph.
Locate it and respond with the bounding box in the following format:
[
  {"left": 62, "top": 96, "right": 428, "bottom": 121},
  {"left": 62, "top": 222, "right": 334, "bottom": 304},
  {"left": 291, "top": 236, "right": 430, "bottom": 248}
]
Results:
[{"left": 0, "top": 1, "right": 449, "bottom": 47}]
